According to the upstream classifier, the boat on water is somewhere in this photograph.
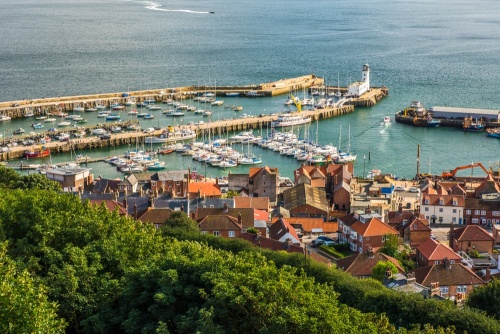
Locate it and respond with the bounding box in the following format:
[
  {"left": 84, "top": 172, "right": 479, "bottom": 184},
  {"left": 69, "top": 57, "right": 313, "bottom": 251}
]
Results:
[
  {"left": 271, "top": 113, "right": 311, "bottom": 128},
  {"left": 0, "top": 115, "right": 12, "bottom": 121},
  {"left": 44, "top": 118, "right": 56, "bottom": 123},
  {"left": 36, "top": 115, "right": 47, "bottom": 120},
  {"left": 92, "top": 128, "right": 107, "bottom": 135},
  {"left": 58, "top": 121, "right": 71, "bottom": 127},
  {"left": 238, "top": 156, "right": 262, "bottom": 165},
  {"left": 73, "top": 106, "right": 85, "bottom": 112},
  {"left": 384, "top": 116, "right": 391, "bottom": 124},
  {"left": 147, "top": 105, "right": 162, "bottom": 111},
  {"left": 24, "top": 111, "right": 35, "bottom": 117},
  {"left": 145, "top": 128, "right": 196, "bottom": 144},
  {"left": 226, "top": 92, "right": 240, "bottom": 97},
  {"left": 486, "top": 128, "right": 500, "bottom": 139},
  {"left": 128, "top": 109, "right": 138, "bottom": 115},
  {"left": 32, "top": 123, "right": 44, "bottom": 129},
  {"left": 105, "top": 113, "right": 121, "bottom": 121},
  {"left": 143, "top": 114, "right": 155, "bottom": 119},
  {"left": 463, "top": 117, "right": 484, "bottom": 132},
  {"left": 202, "top": 110, "right": 212, "bottom": 116},
  {"left": 245, "top": 91, "right": 263, "bottom": 97},
  {"left": 147, "top": 161, "right": 166, "bottom": 171},
  {"left": 13, "top": 128, "right": 25, "bottom": 135},
  {"left": 24, "top": 147, "right": 50, "bottom": 159},
  {"left": 413, "top": 114, "right": 440, "bottom": 127},
  {"left": 111, "top": 104, "right": 126, "bottom": 111}
]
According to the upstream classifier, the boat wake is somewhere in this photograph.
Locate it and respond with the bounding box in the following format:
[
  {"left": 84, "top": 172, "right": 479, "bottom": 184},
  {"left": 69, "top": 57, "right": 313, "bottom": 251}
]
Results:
[{"left": 144, "top": 1, "right": 213, "bottom": 14}]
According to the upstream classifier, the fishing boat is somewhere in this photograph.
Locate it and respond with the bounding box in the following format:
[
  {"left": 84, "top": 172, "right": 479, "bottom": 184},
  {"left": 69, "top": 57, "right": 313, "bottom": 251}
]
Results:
[
  {"left": 144, "top": 128, "right": 196, "bottom": 144},
  {"left": 24, "top": 147, "right": 50, "bottom": 159},
  {"left": 32, "top": 123, "right": 44, "bottom": 129},
  {"left": 486, "top": 128, "right": 500, "bottom": 139},
  {"left": 271, "top": 113, "right": 311, "bottom": 127},
  {"left": 463, "top": 117, "right": 484, "bottom": 132},
  {"left": 105, "top": 113, "right": 121, "bottom": 121},
  {"left": 413, "top": 114, "right": 440, "bottom": 127},
  {"left": 147, "top": 161, "right": 166, "bottom": 170}
]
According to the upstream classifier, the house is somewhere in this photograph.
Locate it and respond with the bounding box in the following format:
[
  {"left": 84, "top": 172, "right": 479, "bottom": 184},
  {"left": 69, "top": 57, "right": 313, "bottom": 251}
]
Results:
[
  {"left": 118, "top": 174, "right": 139, "bottom": 194},
  {"left": 449, "top": 225, "right": 494, "bottom": 254},
  {"left": 325, "top": 163, "right": 352, "bottom": 211},
  {"left": 409, "top": 260, "right": 484, "bottom": 299},
  {"left": 420, "top": 193, "right": 465, "bottom": 225},
  {"left": 463, "top": 174, "right": 500, "bottom": 226},
  {"left": 233, "top": 196, "right": 270, "bottom": 212},
  {"left": 228, "top": 166, "right": 279, "bottom": 204},
  {"left": 137, "top": 208, "right": 173, "bottom": 228},
  {"left": 336, "top": 248, "right": 405, "bottom": 278},
  {"left": 275, "top": 217, "right": 338, "bottom": 235},
  {"left": 416, "top": 238, "right": 462, "bottom": 268},
  {"left": 90, "top": 178, "right": 121, "bottom": 194},
  {"left": 187, "top": 181, "right": 222, "bottom": 199},
  {"left": 238, "top": 233, "right": 303, "bottom": 254},
  {"left": 45, "top": 167, "right": 93, "bottom": 192},
  {"left": 150, "top": 170, "right": 188, "bottom": 197},
  {"left": 282, "top": 183, "right": 329, "bottom": 219},
  {"left": 293, "top": 164, "right": 327, "bottom": 188},
  {"left": 87, "top": 199, "right": 127, "bottom": 216},
  {"left": 400, "top": 217, "right": 432, "bottom": 248},
  {"left": 338, "top": 208, "right": 399, "bottom": 253},
  {"left": 268, "top": 218, "right": 301, "bottom": 244},
  {"left": 196, "top": 203, "right": 266, "bottom": 237},
  {"left": 198, "top": 215, "right": 242, "bottom": 238}
]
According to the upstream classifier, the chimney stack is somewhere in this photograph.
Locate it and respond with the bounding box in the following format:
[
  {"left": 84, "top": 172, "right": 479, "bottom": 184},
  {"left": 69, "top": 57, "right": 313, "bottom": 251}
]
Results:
[
  {"left": 223, "top": 202, "right": 228, "bottom": 213},
  {"left": 365, "top": 205, "right": 372, "bottom": 214},
  {"left": 444, "top": 257, "right": 451, "bottom": 270},
  {"left": 367, "top": 247, "right": 374, "bottom": 258},
  {"left": 485, "top": 268, "right": 491, "bottom": 283},
  {"left": 449, "top": 223, "right": 455, "bottom": 248},
  {"left": 134, "top": 202, "right": 138, "bottom": 219},
  {"left": 398, "top": 202, "right": 403, "bottom": 214},
  {"left": 238, "top": 212, "right": 242, "bottom": 226},
  {"left": 406, "top": 272, "right": 416, "bottom": 284},
  {"left": 123, "top": 196, "right": 127, "bottom": 209}
]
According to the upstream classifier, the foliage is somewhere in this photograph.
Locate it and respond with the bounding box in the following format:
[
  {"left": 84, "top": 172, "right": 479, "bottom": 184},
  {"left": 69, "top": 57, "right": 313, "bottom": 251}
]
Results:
[
  {"left": 0, "top": 242, "right": 66, "bottom": 333},
  {"left": 0, "top": 187, "right": 498, "bottom": 333},
  {"left": 379, "top": 233, "right": 399, "bottom": 258},
  {"left": 162, "top": 211, "right": 199, "bottom": 233},
  {"left": 319, "top": 244, "right": 345, "bottom": 259},
  {"left": 467, "top": 278, "right": 500, "bottom": 320},
  {"left": 223, "top": 190, "right": 239, "bottom": 198},
  {"left": 246, "top": 227, "right": 258, "bottom": 235},
  {"left": 371, "top": 260, "right": 398, "bottom": 282},
  {"left": 0, "top": 165, "right": 61, "bottom": 191}
]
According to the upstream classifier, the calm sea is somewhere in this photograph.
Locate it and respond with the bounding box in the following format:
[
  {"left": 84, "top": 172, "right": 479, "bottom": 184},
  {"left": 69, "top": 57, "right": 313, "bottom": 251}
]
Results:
[{"left": 1, "top": 0, "right": 499, "bottom": 179}]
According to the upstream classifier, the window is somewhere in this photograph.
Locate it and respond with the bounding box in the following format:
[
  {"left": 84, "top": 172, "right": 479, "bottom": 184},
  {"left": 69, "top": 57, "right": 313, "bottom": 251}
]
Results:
[
  {"left": 453, "top": 200, "right": 458, "bottom": 206},
  {"left": 440, "top": 286, "right": 449, "bottom": 296},
  {"left": 201, "top": 231, "right": 208, "bottom": 234},
  {"left": 228, "top": 231, "right": 235, "bottom": 238},
  {"left": 481, "top": 210, "right": 487, "bottom": 215},
  {"left": 452, "top": 217, "right": 457, "bottom": 223},
  {"left": 435, "top": 261, "right": 439, "bottom": 265},
  {"left": 382, "top": 236, "right": 386, "bottom": 242},
  {"left": 425, "top": 207, "right": 429, "bottom": 212},
  {"left": 359, "top": 235, "right": 363, "bottom": 242},
  {"left": 466, "top": 210, "right": 471, "bottom": 215},
  {"left": 439, "top": 208, "right": 443, "bottom": 213},
  {"left": 450, "top": 260, "right": 455, "bottom": 264},
  {"left": 475, "top": 210, "right": 480, "bottom": 215},
  {"left": 457, "top": 286, "right": 467, "bottom": 293},
  {"left": 453, "top": 209, "right": 457, "bottom": 213},
  {"left": 213, "top": 231, "right": 220, "bottom": 237},
  {"left": 493, "top": 211, "right": 500, "bottom": 216},
  {"left": 439, "top": 216, "right": 443, "bottom": 222},
  {"left": 439, "top": 199, "right": 444, "bottom": 205},
  {"left": 472, "top": 218, "right": 479, "bottom": 224}
]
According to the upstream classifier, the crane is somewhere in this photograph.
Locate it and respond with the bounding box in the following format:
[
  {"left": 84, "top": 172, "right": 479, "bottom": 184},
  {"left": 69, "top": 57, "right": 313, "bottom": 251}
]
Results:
[
  {"left": 441, "top": 162, "right": 489, "bottom": 179},
  {"left": 290, "top": 94, "right": 302, "bottom": 113}
]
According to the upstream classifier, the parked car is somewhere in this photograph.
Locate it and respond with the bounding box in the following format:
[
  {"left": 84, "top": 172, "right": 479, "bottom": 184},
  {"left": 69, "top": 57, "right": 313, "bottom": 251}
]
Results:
[
  {"left": 322, "top": 241, "right": 336, "bottom": 247},
  {"left": 394, "top": 186, "right": 406, "bottom": 192},
  {"left": 408, "top": 187, "right": 420, "bottom": 193},
  {"left": 311, "top": 236, "right": 335, "bottom": 247}
]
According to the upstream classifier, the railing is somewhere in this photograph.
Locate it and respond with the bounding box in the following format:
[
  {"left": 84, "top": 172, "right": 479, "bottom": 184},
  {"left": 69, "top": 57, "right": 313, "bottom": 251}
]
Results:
[{"left": 458, "top": 251, "right": 473, "bottom": 268}]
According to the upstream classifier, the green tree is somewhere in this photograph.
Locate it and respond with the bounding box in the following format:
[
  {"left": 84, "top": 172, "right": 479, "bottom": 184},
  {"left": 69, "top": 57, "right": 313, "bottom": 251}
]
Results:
[
  {"left": 0, "top": 242, "right": 66, "bottom": 333},
  {"left": 371, "top": 260, "right": 398, "bottom": 282},
  {"left": 379, "top": 233, "right": 399, "bottom": 258},
  {"left": 467, "top": 277, "right": 500, "bottom": 319},
  {"left": 162, "top": 211, "right": 199, "bottom": 232},
  {"left": 224, "top": 190, "right": 239, "bottom": 198}
]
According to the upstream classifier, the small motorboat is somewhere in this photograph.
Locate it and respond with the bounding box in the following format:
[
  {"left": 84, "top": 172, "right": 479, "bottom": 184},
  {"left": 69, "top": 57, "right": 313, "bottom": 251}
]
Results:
[
  {"left": 13, "top": 128, "right": 25, "bottom": 135},
  {"left": 384, "top": 116, "right": 391, "bottom": 124}
]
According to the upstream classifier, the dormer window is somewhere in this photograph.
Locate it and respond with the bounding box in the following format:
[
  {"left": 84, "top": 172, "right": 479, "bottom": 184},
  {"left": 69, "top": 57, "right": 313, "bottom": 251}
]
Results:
[
  {"left": 439, "top": 198, "right": 444, "bottom": 205},
  {"left": 424, "top": 198, "right": 430, "bottom": 205},
  {"left": 452, "top": 198, "right": 458, "bottom": 206}
]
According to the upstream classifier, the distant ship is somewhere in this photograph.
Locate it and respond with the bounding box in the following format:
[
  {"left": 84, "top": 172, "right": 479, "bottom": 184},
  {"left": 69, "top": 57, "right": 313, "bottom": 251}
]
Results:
[{"left": 413, "top": 114, "right": 440, "bottom": 127}]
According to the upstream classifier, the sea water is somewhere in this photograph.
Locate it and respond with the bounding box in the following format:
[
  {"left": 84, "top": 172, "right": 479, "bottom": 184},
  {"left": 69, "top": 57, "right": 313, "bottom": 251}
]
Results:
[{"left": 1, "top": 0, "right": 499, "bottom": 179}]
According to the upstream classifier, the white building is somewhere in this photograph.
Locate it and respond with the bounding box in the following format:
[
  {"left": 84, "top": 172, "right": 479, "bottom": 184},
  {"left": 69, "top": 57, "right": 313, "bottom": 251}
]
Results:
[
  {"left": 420, "top": 194, "right": 465, "bottom": 225},
  {"left": 347, "top": 64, "right": 370, "bottom": 97}
]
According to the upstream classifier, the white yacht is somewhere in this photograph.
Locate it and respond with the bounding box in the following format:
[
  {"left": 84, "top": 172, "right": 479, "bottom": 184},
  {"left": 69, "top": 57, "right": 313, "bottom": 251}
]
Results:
[{"left": 271, "top": 113, "right": 311, "bottom": 128}]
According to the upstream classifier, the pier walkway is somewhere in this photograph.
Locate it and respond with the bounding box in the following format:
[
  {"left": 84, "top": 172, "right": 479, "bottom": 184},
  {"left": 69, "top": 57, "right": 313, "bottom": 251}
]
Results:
[{"left": 1, "top": 104, "right": 354, "bottom": 162}]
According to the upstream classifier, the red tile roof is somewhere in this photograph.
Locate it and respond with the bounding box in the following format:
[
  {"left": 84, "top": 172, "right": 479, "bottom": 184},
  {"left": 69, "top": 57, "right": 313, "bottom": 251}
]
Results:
[
  {"left": 137, "top": 208, "right": 173, "bottom": 224},
  {"left": 198, "top": 215, "right": 242, "bottom": 230},
  {"left": 410, "top": 263, "right": 484, "bottom": 286},
  {"left": 336, "top": 252, "right": 405, "bottom": 277},
  {"left": 253, "top": 209, "right": 269, "bottom": 221},
  {"left": 89, "top": 200, "right": 127, "bottom": 215},
  {"left": 451, "top": 225, "right": 494, "bottom": 242},
  {"left": 422, "top": 194, "right": 465, "bottom": 207},
  {"left": 269, "top": 219, "right": 301, "bottom": 243},
  {"left": 417, "top": 238, "right": 461, "bottom": 261},
  {"left": 274, "top": 217, "right": 338, "bottom": 233},
  {"left": 238, "top": 233, "right": 303, "bottom": 253},
  {"left": 351, "top": 217, "right": 399, "bottom": 237},
  {"left": 234, "top": 196, "right": 269, "bottom": 211},
  {"left": 188, "top": 182, "right": 221, "bottom": 197}
]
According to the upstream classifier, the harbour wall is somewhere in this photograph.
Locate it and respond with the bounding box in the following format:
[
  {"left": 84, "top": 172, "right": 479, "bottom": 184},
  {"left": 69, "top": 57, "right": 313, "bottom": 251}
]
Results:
[
  {"left": 395, "top": 112, "right": 500, "bottom": 128},
  {"left": 0, "top": 105, "right": 354, "bottom": 162}
]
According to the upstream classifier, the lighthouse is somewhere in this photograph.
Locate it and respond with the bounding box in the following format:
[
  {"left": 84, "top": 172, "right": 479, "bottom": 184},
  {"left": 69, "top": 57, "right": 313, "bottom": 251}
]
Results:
[
  {"left": 362, "top": 64, "right": 370, "bottom": 90},
  {"left": 347, "top": 64, "right": 371, "bottom": 98}
]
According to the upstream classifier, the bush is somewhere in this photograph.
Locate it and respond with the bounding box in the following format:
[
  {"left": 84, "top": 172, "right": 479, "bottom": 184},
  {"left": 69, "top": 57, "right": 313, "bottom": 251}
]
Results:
[{"left": 319, "top": 245, "right": 345, "bottom": 259}]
